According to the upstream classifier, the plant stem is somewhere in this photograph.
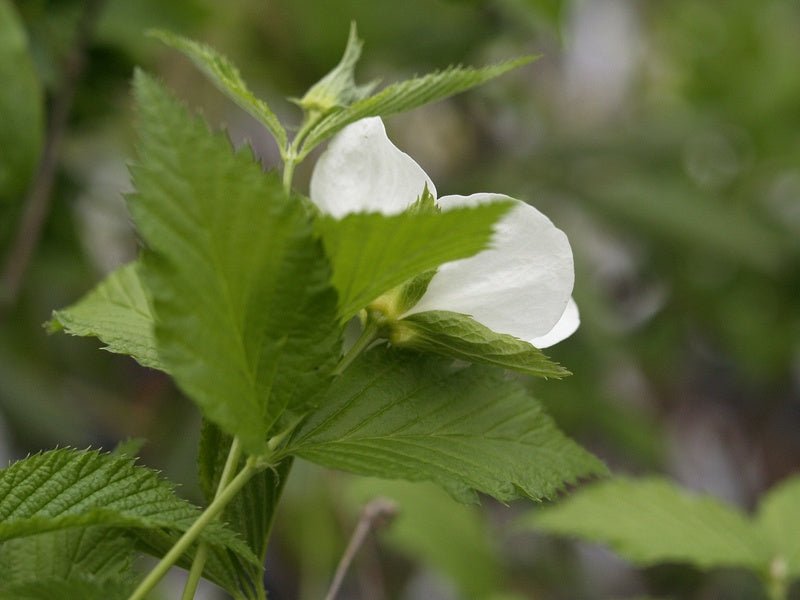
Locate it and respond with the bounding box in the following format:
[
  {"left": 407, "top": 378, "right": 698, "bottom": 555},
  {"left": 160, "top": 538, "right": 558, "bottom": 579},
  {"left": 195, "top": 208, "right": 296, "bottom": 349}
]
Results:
[
  {"left": 179, "top": 437, "right": 243, "bottom": 600},
  {"left": 127, "top": 455, "right": 262, "bottom": 600},
  {"left": 332, "top": 320, "right": 381, "bottom": 376},
  {"left": 282, "top": 157, "right": 296, "bottom": 193},
  {"left": 323, "top": 498, "right": 397, "bottom": 600}
]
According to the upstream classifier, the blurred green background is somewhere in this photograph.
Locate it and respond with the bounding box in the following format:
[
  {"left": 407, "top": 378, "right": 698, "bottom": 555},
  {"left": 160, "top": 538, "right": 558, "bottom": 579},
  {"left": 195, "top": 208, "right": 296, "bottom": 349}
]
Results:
[{"left": 1, "top": 0, "right": 798, "bottom": 598}]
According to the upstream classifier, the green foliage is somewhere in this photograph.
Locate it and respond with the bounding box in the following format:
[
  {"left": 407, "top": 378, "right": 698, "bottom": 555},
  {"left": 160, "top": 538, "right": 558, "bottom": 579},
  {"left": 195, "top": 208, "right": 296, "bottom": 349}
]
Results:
[
  {"left": 298, "top": 55, "right": 536, "bottom": 157},
  {"left": 295, "top": 22, "right": 377, "bottom": 114},
  {"left": 0, "top": 527, "right": 135, "bottom": 600},
  {"left": 197, "top": 422, "right": 294, "bottom": 600},
  {"left": 281, "top": 347, "right": 605, "bottom": 504},
  {"left": 0, "top": 0, "right": 43, "bottom": 244},
  {"left": 347, "top": 479, "right": 503, "bottom": 598},
  {"left": 130, "top": 70, "right": 341, "bottom": 454},
  {"left": 316, "top": 200, "right": 512, "bottom": 320},
  {"left": 524, "top": 476, "right": 800, "bottom": 587},
  {"left": 395, "top": 311, "right": 569, "bottom": 378},
  {"left": 48, "top": 260, "right": 163, "bottom": 371},
  {"left": 149, "top": 30, "right": 288, "bottom": 152},
  {"left": 0, "top": 449, "right": 255, "bottom": 562},
  {"left": 756, "top": 476, "right": 800, "bottom": 578}
]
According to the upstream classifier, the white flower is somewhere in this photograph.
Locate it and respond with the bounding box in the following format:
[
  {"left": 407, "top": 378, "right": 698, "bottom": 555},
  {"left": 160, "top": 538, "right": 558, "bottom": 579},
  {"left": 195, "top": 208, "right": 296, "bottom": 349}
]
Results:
[{"left": 310, "top": 117, "right": 579, "bottom": 348}]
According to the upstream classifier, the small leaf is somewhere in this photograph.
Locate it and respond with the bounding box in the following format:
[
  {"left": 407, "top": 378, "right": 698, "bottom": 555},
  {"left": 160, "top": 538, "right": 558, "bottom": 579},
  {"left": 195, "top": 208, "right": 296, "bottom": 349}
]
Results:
[
  {"left": 294, "top": 22, "right": 378, "bottom": 114},
  {"left": 48, "top": 261, "right": 163, "bottom": 371},
  {"left": 300, "top": 56, "right": 536, "bottom": 157},
  {"left": 130, "top": 70, "right": 341, "bottom": 453},
  {"left": 282, "top": 347, "right": 605, "bottom": 503},
  {"left": 317, "top": 200, "right": 512, "bottom": 321},
  {"left": 756, "top": 475, "right": 800, "bottom": 578},
  {"left": 394, "top": 311, "right": 569, "bottom": 378},
  {"left": 0, "top": 448, "right": 256, "bottom": 566},
  {"left": 524, "top": 477, "right": 772, "bottom": 571},
  {"left": 149, "top": 29, "right": 288, "bottom": 153}
]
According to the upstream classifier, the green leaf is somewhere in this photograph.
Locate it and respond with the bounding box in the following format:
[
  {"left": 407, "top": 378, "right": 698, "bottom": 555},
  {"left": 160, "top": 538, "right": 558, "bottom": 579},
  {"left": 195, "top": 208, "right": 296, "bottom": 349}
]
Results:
[
  {"left": 197, "top": 421, "right": 294, "bottom": 600},
  {"left": 347, "top": 479, "right": 502, "bottom": 598},
  {"left": 281, "top": 347, "right": 605, "bottom": 503},
  {"left": 48, "top": 261, "right": 163, "bottom": 371},
  {"left": 756, "top": 475, "right": 800, "bottom": 578},
  {"left": 294, "top": 22, "right": 378, "bottom": 114},
  {"left": 0, "top": 448, "right": 256, "bottom": 566},
  {"left": 0, "top": 527, "right": 135, "bottom": 600},
  {"left": 393, "top": 311, "right": 569, "bottom": 378},
  {"left": 299, "top": 56, "right": 536, "bottom": 157},
  {"left": 317, "top": 201, "right": 513, "bottom": 321},
  {"left": 130, "top": 70, "right": 341, "bottom": 454},
  {"left": 0, "top": 0, "right": 43, "bottom": 243},
  {"left": 524, "top": 477, "right": 772, "bottom": 571},
  {"left": 149, "top": 30, "right": 288, "bottom": 153}
]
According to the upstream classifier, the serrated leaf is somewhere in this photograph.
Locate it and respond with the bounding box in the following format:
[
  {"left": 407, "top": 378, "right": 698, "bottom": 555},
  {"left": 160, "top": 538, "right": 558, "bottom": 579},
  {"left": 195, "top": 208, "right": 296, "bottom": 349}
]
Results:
[
  {"left": 299, "top": 56, "right": 535, "bottom": 157},
  {"left": 48, "top": 260, "right": 163, "bottom": 371},
  {"left": 0, "top": 0, "right": 43, "bottom": 236},
  {"left": 196, "top": 421, "right": 294, "bottom": 600},
  {"left": 0, "top": 526, "right": 135, "bottom": 600},
  {"left": 129, "top": 70, "right": 341, "bottom": 454},
  {"left": 524, "top": 477, "right": 772, "bottom": 571},
  {"left": 149, "top": 30, "right": 287, "bottom": 152},
  {"left": 281, "top": 347, "right": 605, "bottom": 503},
  {"left": 317, "top": 201, "right": 512, "bottom": 321},
  {"left": 347, "top": 479, "right": 502, "bottom": 598},
  {"left": 0, "top": 448, "right": 256, "bottom": 566},
  {"left": 394, "top": 311, "right": 569, "bottom": 378},
  {"left": 756, "top": 475, "right": 800, "bottom": 578}
]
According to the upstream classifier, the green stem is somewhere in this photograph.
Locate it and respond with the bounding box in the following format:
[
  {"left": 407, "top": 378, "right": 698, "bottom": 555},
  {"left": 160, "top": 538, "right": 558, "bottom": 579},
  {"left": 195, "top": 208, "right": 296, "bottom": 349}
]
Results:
[
  {"left": 282, "top": 158, "right": 296, "bottom": 193},
  {"left": 332, "top": 319, "right": 381, "bottom": 376},
  {"left": 179, "top": 437, "right": 243, "bottom": 600},
  {"left": 127, "top": 456, "right": 262, "bottom": 600}
]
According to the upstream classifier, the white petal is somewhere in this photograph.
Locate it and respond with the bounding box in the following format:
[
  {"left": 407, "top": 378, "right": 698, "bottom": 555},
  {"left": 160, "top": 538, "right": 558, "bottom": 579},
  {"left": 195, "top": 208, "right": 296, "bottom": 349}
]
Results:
[
  {"left": 309, "top": 117, "right": 436, "bottom": 217},
  {"left": 404, "top": 193, "right": 575, "bottom": 342},
  {"left": 530, "top": 297, "right": 580, "bottom": 348}
]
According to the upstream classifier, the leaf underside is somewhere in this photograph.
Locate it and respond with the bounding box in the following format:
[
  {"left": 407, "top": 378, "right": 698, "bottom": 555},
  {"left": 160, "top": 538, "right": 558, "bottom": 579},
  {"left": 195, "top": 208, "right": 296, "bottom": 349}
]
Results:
[{"left": 283, "top": 347, "right": 605, "bottom": 504}]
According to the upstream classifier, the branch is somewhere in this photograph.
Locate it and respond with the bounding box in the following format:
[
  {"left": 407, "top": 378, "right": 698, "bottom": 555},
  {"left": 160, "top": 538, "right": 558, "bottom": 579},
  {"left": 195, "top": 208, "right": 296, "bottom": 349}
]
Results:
[
  {"left": 324, "top": 497, "right": 398, "bottom": 600},
  {"left": 0, "top": 0, "right": 106, "bottom": 314}
]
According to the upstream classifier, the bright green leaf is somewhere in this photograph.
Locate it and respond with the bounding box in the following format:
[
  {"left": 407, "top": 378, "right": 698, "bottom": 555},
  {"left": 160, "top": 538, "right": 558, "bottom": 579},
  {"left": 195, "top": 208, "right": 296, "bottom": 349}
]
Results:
[
  {"left": 129, "top": 70, "right": 341, "bottom": 454},
  {"left": 394, "top": 311, "right": 569, "bottom": 378},
  {"left": 48, "top": 260, "right": 163, "bottom": 371},
  {"left": 300, "top": 56, "right": 536, "bottom": 157},
  {"left": 0, "top": 449, "right": 256, "bottom": 566},
  {"left": 149, "top": 30, "right": 288, "bottom": 153},
  {"left": 317, "top": 201, "right": 512, "bottom": 321},
  {"left": 525, "top": 477, "right": 772, "bottom": 571},
  {"left": 282, "top": 347, "right": 605, "bottom": 503},
  {"left": 0, "top": 0, "right": 43, "bottom": 244},
  {"left": 0, "top": 577, "right": 133, "bottom": 600},
  {"left": 756, "top": 475, "right": 800, "bottom": 578}
]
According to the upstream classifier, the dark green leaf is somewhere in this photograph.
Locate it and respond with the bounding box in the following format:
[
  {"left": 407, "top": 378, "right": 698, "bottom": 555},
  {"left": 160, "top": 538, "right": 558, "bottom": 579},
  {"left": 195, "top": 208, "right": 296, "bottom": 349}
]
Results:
[{"left": 282, "top": 347, "right": 605, "bottom": 503}]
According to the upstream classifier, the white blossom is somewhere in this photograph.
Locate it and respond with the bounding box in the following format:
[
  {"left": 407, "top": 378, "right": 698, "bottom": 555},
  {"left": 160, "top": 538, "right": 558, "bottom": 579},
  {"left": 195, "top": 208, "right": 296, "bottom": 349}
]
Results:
[{"left": 310, "top": 117, "right": 579, "bottom": 348}]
